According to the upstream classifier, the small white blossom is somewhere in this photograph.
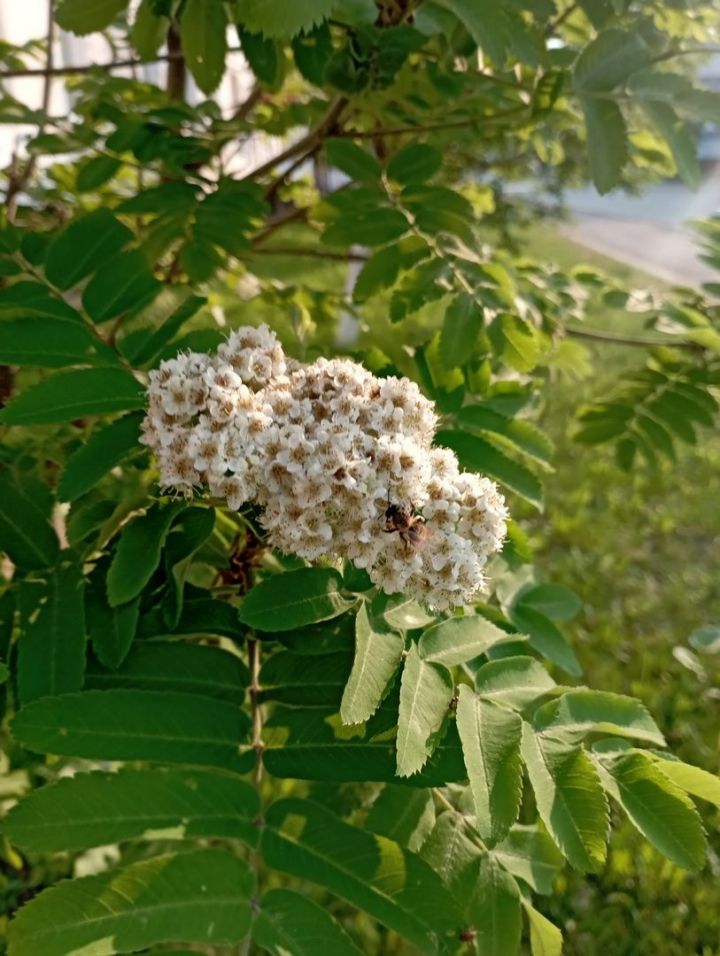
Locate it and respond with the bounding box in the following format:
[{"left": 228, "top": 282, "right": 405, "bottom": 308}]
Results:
[{"left": 141, "top": 325, "right": 508, "bottom": 609}]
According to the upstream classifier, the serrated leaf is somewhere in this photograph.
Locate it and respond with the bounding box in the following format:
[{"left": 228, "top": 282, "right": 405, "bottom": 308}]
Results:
[
  {"left": 457, "top": 686, "right": 522, "bottom": 845},
  {"left": 82, "top": 249, "right": 162, "bottom": 323},
  {"left": 488, "top": 313, "right": 539, "bottom": 373},
  {"left": 131, "top": 0, "right": 169, "bottom": 60},
  {"left": 598, "top": 752, "right": 707, "bottom": 870},
  {"left": 55, "top": 0, "right": 127, "bottom": 35},
  {"left": 580, "top": 96, "right": 628, "bottom": 194},
  {"left": 493, "top": 825, "right": 564, "bottom": 895},
  {"left": 44, "top": 208, "right": 132, "bottom": 289},
  {"left": 240, "top": 28, "right": 283, "bottom": 86},
  {"left": 521, "top": 725, "right": 609, "bottom": 872},
  {"left": 457, "top": 406, "right": 554, "bottom": 465},
  {"left": 573, "top": 29, "right": 649, "bottom": 92},
  {"left": 86, "top": 640, "right": 249, "bottom": 701},
  {"left": 86, "top": 587, "right": 139, "bottom": 670},
  {"left": 0, "top": 317, "right": 100, "bottom": 367},
  {"left": 4, "top": 768, "right": 259, "bottom": 852},
  {"left": 387, "top": 143, "right": 442, "bottom": 185},
  {"left": 12, "top": 689, "right": 253, "bottom": 772},
  {"left": 106, "top": 501, "right": 185, "bottom": 607},
  {"left": 181, "top": 0, "right": 228, "bottom": 94},
  {"left": 239, "top": 568, "right": 352, "bottom": 631},
  {"left": 374, "top": 592, "right": 437, "bottom": 630},
  {"left": 525, "top": 903, "right": 563, "bottom": 956},
  {"left": 7, "top": 849, "right": 253, "bottom": 956},
  {"left": 326, "top": 138, "right": 382, "bottom": 182},
  {"left": 640, "top": 100, "right": 701, "bottom": 188},
  {"left": 396, "top": 643, "right": 453, "bottom": 777},
  {"left": 0, "top": 470, "right": 59, "bottom": 570},
  {"left": 467, "top": 855, "right": 522, "bottom": 956},
  {"left": 0, "top": 368, "right": 145, "bottom": 425},
  {"left": 124, "top": 293, "right": 206, "bottom": 366},
  {"left": 651, "top": 757, "right": 720, "bottom": 807},
  {"left": 262, "top": 798, "right": 462, "bottom": 952},
  {"left": 508, "top": 605, "right": 581, "bottom": 676},
  {"left": 365, "top": 785, "right": 435, "bottom": 852},
  {"left": 353, "top": 246, "right": 401, "bottom": 302},
  {"left": 76, "top": 155, "right": 121, "bottom": 191},
  {"left": 17, "top": 559, "right": 86, "bottom": 704},
  {"left": 340, "top": 604, "right": 404, "bottom": 723},
  {"left": 533, "top": 689, "right": 665, "bottom": 746},
  {"left": 439, "top": 293, "right": 479, "bottom": 368},
  {"left": 58, "top": 412, "right": 143, "bottom": 501},
  {"left": 253, "top": 889, "right": 363, "bottom": 956},
  {"left": 239, "top": 0, "right": 335, "bottom": 38},
  {"left": 475, "top": 656, "right": 556, "bottom": 710},
  {"left": 420, "top": 811, "right": 481, "bottom": 911},
  {"left": 433, "top": 0, "right": 509, "bottom": 62},
  {"left": 435, "top": 429, "right": 543, "bottom": 508},
  {"left": 419, "top": 615, "right": 517, "bottom": 666}
]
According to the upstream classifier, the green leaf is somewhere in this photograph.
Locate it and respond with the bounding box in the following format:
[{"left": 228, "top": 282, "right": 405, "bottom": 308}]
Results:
[
  {"left": 580, "top": 96, "right": 628, "bottom": 194},
  {"left": 131, "top": 0, "right": 169, "bottom": 60},
  {"left": 323, "top": 208, "right": 408, "bottom": 247},
  {"left": 86, "top": 640, "right": 249, "bottom": 701},
  {"left": 262, "top": 798, "right": 461, "bottom": 952},
  {"left": 4, "top": 768, "right": 259, "bottom": 853},
  {"left": 521, "top": 725, "right": 609, "bottom": 872},
  {"left": 433, "top": 0, "right": 509, "bottom": 62},
  {"left": 420, "top": 811, "right": 481, "bottom": 911},
  {"left": 439, "top": 293, "right": 479, "bottom": 368},
  {"left": 340, "top": 604, "right": 404, "bottom": 723},
  {"left": 58, "top": 412, "right": 143, "bottom": 501},
  {"left": 508, "top": 605, "right": 581, "bottom": 676},
  {"left": 474, "top": 656, "right": 556, "bottom": 711},
  {"left": 573, "top": 29, "right": 650, "bottom": 93},
  {"left": 124, "top": 293, "right": 206, "bottom": 366},
  {"left": 263, "top": 703, "right": 466, "bottom": 785},
  {"left": 458, "top": 406, "right": 554, "bottom": 466},
  {"left": 651, "top": 757, "right": 720, "bottom": 807},
  {"left": 239, "top": 28, "right": 283, "bottom": 86},
  {"left": 106, "top": 501, "right": 186, "bottom": 607},
  {"left": 238, "top": 568, "right": 352, "bottom": 631},
  {"left": 138, "top": 592, "right": 244, "bottom": 640},
  {"left": 326, "top": 138, "right": 382, "bottom": 182},
  {"left": 640, "top": 100, "right": 701, "bottom": 189},
  {"left": 534, "top": 689, "right": 665, "bottom": 746},
  {"left": 12, "top": 689, "right": 253, "bottom": 773},
  {"left": 181, "top": 0, "right": 228, "bottom": 94},
  {"left": 387, "top": 144, "right": 442, "bottom": 185},
  {"left": 493, "top": 826, "right": 564, "bottom": 895},
  {"left": 0, "top": 471, "right": 59, "bottom": 570},
  {"left": 518, "top": 584, "right": 582, "bottom": 621},
  {"left": 396, "top": 643, "right": 453, "bottom": 777},
  {"left": 488, "top": 313, "right": 539, "bottom": 373},
  {"left": 55, "top": 0, "right": 128, "bottom": 34},
  {"left": 18, "top": 559, "right": 86, "bottom": 705},
  {"left": 76, "top": 155, "right": 121, "bottom": 191},
  {"left": 238, "top": 0, "right": 335, "bottom": 38},
  {"left": 353, "top": 246, "right": 401, "bottom": 302},
  {"left": 253, "top": 889, "right": 364, "bottom": 956},
  {"left": 598, "top": 751, "right": 707, "bottom": 869},
  {"left": 44, "top": 209, "right": 132, "bottom": 289},
  {"left": 86, "top": 588, "right": 139, "bottom": 670},
  {"left": 467, "top": 856, "right": 522, "bottom": 956},
  {"left": 525, "top": 903, "right": 563, "bottom": 956},
  {"left": 260, "top": 650, "right": 350, "bottom": 705},
  {"left": 0, "top": 367, "right": 145, "bottom": 426},
  {"left": 365, "top": 785, "right": 435, "bottom": 852},
  {"left": 0, "top": 317, "right": 100, "bottom": 368},
  {"left": 435, "top": 429, "right": 543, "bottom": 508},
  {"left": 162, "top": 506, "right": 216, "bottom": 627},
  {"left": 457, "top": 686, "right": 522, "bottom": 846},
  {"left": 7, "top": 849, "right": 253, "bottom": 956},
  {"left": 418, "top": 615, "right": 517, "bottom": 666},
  {"left": 374, "top": 592, "right": 437, "bottom": 630},
  {"left": 82, "top": 249, "right": 162, "bottom": 323}
]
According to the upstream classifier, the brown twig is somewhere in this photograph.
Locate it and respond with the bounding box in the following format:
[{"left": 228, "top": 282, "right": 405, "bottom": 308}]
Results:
[
  {"left": 0, "top": 47, "right": 243, "bottom": 80},
  {"left": 544, "top": 1, "right": 579, "bottom": 37},
  {"left": 5, "top": 0, "right": 54, "bottom": 221},
  {"left": 166, "top": 21, "right": 185, "bottom": 102},
  {"left": 250, "top": 245, "right": 368, "bottom": 262},
  {"left": 335, "top": 106, "right": 527, "bottom": 139}
]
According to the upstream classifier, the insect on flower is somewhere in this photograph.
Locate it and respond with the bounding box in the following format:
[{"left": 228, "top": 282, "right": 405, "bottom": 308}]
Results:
[{"left": 382, "top": 500, "right": 429, "bottom": 551}]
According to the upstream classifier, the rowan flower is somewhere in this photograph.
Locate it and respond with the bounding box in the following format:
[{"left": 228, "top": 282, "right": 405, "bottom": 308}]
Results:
[{"left": 141, "top": 324, "right": 508, "bottom": 609}]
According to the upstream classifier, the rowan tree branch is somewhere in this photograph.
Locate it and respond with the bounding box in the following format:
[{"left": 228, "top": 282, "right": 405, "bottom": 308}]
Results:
[
  {"left": 0, "top": 47, "right": 243, "bottom": 79},
  {"left": 565, "top": 325, "right": 701, "bottom": 349},
  {"left": 335, "top": 106, "right": 527, "bottom": 139},
  {"left": 250, "top": 245, "right": 368, "bottom": 262}
]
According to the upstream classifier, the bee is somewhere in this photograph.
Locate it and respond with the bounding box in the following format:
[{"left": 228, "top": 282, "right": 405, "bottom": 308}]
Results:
[{"left": 382, "top": 499, "right": 429, "bottom": 550}]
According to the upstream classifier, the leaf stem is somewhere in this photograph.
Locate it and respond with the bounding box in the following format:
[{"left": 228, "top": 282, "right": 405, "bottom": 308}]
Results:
[{"left": 565, "top": 325, "right": 701, "bottom": 350}]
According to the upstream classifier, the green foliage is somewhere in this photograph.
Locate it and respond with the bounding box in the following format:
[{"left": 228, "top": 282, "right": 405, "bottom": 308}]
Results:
[{"left": 1, "top": 2, "right": 720, "bottom": 953}]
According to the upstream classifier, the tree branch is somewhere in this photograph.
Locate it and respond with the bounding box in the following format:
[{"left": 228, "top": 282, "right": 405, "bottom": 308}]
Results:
[
  {"left": 0, "top": 47, "right": 243, "bottom": 80},
  {"left": 335, "top": 106, "right": 527, "bottom": 139},
  {"left": 565, "top": 325, "right": 701, "bottom": 349},
  {"left": 165, "top": 21, "right": 185, "bottom": 102},
  {"left": 250, "top": 246, "right": 368, "bottom": 262},
  {"left": 544, "top": 1, "right": 579, "bottom": 37},
  {"left": 5, "top": 0, "right": 54, "bottom": 221}
]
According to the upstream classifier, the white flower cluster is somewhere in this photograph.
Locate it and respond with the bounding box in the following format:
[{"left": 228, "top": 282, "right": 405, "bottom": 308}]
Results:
[{"left": 141, "top": 325, "right": 508, "bottom": 609}]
